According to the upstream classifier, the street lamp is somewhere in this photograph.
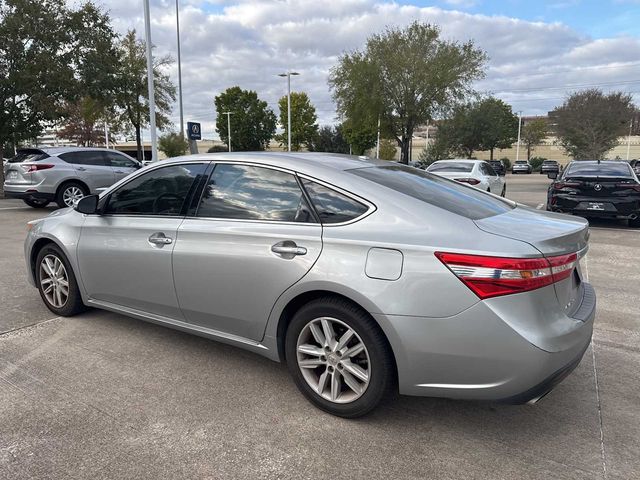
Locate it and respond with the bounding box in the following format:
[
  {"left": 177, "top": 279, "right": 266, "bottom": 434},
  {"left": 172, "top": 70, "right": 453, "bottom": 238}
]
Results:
[
  {"left": 224, "top": 111, "right": 233, "bottom": 152},
  {"left": 278, "top": 71, "right": 300, "bottom": 152},
  {"left": 515, "top": 111, "right": 523, "bottom": 162},
  {"left": 175, "top": 0, "right": 184, "bottom": 138},
  {"left": 143, "top": 0, "right": 158, "bottom": 162}
]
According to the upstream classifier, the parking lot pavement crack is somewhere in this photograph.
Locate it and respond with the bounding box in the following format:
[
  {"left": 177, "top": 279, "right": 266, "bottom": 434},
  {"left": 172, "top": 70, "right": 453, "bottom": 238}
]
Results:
[
  {"left": 0, "top": 316, "right": 61, "bottom": 339},
  {"left": 590, "top": 341, "right": 608, "bottom": 480}
]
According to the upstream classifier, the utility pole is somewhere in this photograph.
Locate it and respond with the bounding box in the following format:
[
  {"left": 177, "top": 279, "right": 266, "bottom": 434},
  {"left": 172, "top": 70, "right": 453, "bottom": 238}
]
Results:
[
  {"left": 278, "top": 71, "right": 300, "bottom": 152},
  {"left": 143, "top": 0, "right": 158, "bottom": 162},
  {"left": 104, "top": 122, "right": 109, "bottom": 148},
  {"left": 175, "top": 0, "right": 184, "bottom": 138},
  {"left": 224, "top": 112, "right": 233, "bottom": 152},
  {"left": 515, "top": 111, "right": 523, "bottom": 162},
  {"left": 375, "top": 115, "right": 381, "bottom": 159},
  {"left": 626, "top": 120, "right": 633, "bottom": 161}
]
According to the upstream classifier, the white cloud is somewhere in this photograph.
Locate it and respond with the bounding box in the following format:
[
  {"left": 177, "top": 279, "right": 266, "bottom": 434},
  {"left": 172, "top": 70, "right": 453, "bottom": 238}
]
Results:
[{"left": 94, "top": 0, "right": 640, "bottom": 140}]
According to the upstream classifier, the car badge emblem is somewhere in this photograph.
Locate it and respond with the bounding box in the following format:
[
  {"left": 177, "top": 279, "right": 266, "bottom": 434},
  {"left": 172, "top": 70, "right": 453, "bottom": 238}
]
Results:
[{"left": 594, "top": 184, "right": 602, "bottom": 191}]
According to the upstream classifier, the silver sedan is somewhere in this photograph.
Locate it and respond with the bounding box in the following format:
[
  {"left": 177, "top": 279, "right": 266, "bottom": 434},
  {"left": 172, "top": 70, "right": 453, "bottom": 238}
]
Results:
[{"left": 24, "top": 153, "right": 595, "bottom": 417}]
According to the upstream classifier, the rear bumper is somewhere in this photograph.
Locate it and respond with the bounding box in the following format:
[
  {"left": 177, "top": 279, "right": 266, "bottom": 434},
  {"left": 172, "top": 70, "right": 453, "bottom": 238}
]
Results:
[
  {"left": 3, "top": 189, "right": 55, "bottom": 201},
  {"left": 4, "top": 184, "right": 55, "bottom": 201},
  {"left": 550, "top": 194, "right": 640, "bottom": 219},
  {"left": 374, "top": 282, "right": 595, "bottom": 401}
]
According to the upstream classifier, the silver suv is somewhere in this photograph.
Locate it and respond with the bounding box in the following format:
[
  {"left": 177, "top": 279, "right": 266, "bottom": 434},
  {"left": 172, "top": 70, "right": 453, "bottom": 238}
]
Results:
[{"left": 3, "top": 147, "right": 141, "bottom": 208}]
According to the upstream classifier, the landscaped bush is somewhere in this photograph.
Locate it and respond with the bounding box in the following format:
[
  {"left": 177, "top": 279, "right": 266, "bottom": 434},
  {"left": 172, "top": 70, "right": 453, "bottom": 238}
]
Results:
[{"left": 529, "top": 156, "right": 547, "bottom": 171}]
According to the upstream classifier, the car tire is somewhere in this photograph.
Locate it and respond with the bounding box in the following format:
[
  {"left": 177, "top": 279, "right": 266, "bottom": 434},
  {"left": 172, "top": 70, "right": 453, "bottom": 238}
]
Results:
[
  {"left": 56, "top": 182, "right": 88, "bottom": 208},
  {"left": 285, "top": 297, "right": 394, "bottom": 418},
  {"left": 23, "top": 198, "right": 50, "bottom": 208},
  {"left": 501, "top": 186, "right": 506, "bottom": 197},
  {"left": 629, "top": 217, "right": 640, "bottom": 228},
  {"left": 35, "top": 244, "right": 86, "bottom": 317}
]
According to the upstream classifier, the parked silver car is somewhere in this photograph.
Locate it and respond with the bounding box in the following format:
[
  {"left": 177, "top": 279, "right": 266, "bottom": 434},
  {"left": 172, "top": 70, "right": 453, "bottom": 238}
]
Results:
[
  {"left": 512, "top": 160, "right": 533, "bottom": 174},
  {"left": 24, "top": 153, "right": 595, "bottom": 417},
  {"left": 3, "top": 147, "right": 141, "bottom": 208}
]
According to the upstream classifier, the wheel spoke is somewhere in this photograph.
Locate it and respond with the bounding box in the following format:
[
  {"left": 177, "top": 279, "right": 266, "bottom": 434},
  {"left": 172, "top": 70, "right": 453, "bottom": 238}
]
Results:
[
  {"left": 298, "top": 344, "right": 324, "bottom": 357},
  {"left": 58, "top": 278, "right": 69, "bottom": 288},
  {"left": 336, "top": 329, "right": 354, "bottom": 351},
  {"left": 317, "top": 368, "right": 329, "bottom": 394},
  {"left": 309, "top": 322, "right": 325, "bottom": 346},
  {"left": 341, "top": 370, "right": 362, "bottom": 395},
  {"left": 54, "top": 259, "right": 64, "bottom": 276},
  {"left": 54, "top": 287, "right": 63, "bottom": 307},
  {"left": 320, "top": 318, "right": 336, "bottom": 349},
  {"left": 43, "top": 258, "right": 55, "bottom": 277},
  {"left": 342, "top": 360, "right": 369, "bottom": 383},
  {"left": 299, "top": 358, "right": 324, "bottom": 369},
  {"left": 40, "top": 277, "right": 53, "bottom": 287},
  {"left": 43, "top": 284, "right": 54, "bottom": 295},
  {"left": 344, "top": 342, "right": 365, "bottom": 359},
  {"left": 330, "top": 371, "right": 340, "bottom": 401},
  {"left": 58, "top": 284, "right": 69, "bottom": 296}
]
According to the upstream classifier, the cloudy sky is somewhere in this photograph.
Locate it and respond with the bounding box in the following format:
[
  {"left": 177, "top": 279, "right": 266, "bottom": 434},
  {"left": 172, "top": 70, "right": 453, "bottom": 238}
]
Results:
[{"left": 88, "top": 0, "right": 640, "bottom": 140}]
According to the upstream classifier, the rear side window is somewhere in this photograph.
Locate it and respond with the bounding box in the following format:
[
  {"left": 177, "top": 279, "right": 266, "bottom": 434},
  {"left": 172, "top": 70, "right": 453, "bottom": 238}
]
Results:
[
  {"left": 301, "top": 179, "right": 369, "bottom": 224},
  {"left": 566, "top": 162, "right": 632, "bottom": 178},
  {"left": 196, "top": 164, "right": 314, "bottom": 223},
  {"left": 104, "top": 151, "right": 138, "bottom": 168},
  {"left": 427, "top": 162, "right": 473, "bottom": 173},
  {"left": 105, "top": 164, "right": 205, "bottom": 215},
  {"left": 8, "top": 150, "right": 49, "bottom": 163},
  {"left": 350, "top": 165, "right": 513, "bottom": 220},
  {"left": 59, "top": 151, "right": 107, "bottom": 166}
]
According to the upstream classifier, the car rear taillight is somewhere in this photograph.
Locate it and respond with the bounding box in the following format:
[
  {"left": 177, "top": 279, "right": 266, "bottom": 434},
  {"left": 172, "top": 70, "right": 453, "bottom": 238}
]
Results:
[
  {"left": 454, "top": 178, "right": 480, "bottom": 185},
  {"left": 553, "top": 181, "right": 581, "bottom": 189},
  {"left": 435, "top": 252, "right": 577, "bottom": 299},
  {"left": 615, "top": 182, "right": 640, "bottom": 192},
  {"left": 21, "top": 163, "right": 55, "bottom": 173}
]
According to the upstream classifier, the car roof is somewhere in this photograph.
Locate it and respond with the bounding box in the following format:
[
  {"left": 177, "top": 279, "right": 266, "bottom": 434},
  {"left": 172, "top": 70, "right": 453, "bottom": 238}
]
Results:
[
  {"left": 432, "top": 159, "right": 481, "bottom": 163},
  {"left": 18, "top": 146, "right": 116, "bottom": 155}
]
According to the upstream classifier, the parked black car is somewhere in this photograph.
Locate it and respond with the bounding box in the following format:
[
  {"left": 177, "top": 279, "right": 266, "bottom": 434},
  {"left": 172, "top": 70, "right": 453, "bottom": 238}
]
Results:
[
  {"left": 630, "top": 159, "right": 640, "bottom": 176},
  {"left": 487, "top": 159, "right": 506, "bottom": 176},
  {"left": 547, "top": 161, "right": 640, "bottom": 227},
  {"left": 540, "top": 160, "right": 560, "bottom": 175}
]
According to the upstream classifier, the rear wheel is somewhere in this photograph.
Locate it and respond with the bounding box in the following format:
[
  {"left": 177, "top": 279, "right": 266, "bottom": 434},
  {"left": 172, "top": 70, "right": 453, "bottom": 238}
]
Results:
[
  {"left": 285, "top": 297, "right": 394, "bottom": 418},
  {"left": 56, "top": 182, "right": 88, "bottom": 208},
  {"left": 501, "top": 185, "right": 506, "bottom": 197},
  {"left": 630, "top": 217, "right": 640, "bottom": 228},
  {"left": 35, "top": 244, "right": 86, "bottom": 316},
  {"left": 23, "top": 198, "right": 50, "bottom": 208}
]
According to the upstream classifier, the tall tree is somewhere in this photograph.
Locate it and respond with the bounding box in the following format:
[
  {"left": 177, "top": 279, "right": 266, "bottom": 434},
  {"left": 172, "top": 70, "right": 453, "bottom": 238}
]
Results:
[
  {"left": 330, "top": 22, "right": 486, "bottom": 164},
  {"left": 550, "top": 89, "right": 636, "bottom": 160},
  {"left": 58, "top": 97, "right": 108, "bottom": 146},
  {"left": 521, "top": 118, "right": 548, "bottom": 160},
  {"left": 114, "top": 30, "right": 176, "bottom": 161},
  {"left": 214, "top": 87, "right": 276, "bottom": 151},
  {"left": 310, "top": 125, "right": 350, "bottom": 154},
  {"left": 277, "top": 92, "right": 318, "bottom": 151},
  {"left": 341, "top": 118, "right": 377, "bottom": 155},
  {"left": 475, "top": 98, "right": 518, "bottom": 160}
]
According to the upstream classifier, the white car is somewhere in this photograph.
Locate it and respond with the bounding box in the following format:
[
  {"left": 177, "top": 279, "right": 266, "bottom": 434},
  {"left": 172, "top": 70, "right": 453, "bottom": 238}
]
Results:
[{"left": 426, "top": 159, "right": 506, "bottom": 197}]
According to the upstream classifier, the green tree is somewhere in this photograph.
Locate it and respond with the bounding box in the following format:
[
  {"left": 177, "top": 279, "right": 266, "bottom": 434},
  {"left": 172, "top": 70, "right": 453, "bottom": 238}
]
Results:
[
  {"left": 378, "top": 139, "right": 397, "bottom": 160},
  {"left": 417, "top": 136, "right": 451, "bottom": 167},
  {"left": 58, "top": 97, "right": 110, "bottom": 146},
  {"left": 436, "top": 104, "right": 481, "bottom": 158},
  {"left": 521, "top": 118, "right": 548, "bottom": 160},
  {"left": 310, "top": 125, "right": 350, "bottom": 153},
  {"left": 330, "top": 22, "right": 486, "bottom": 164},
  {"left": 214, "top": 86, "right": 276, "bottom": 151},
  {"left": 475, "top": 98, "right": 518, "bottom": 160},
  {"left": 550, "top": 89, "right": 636, "bottom": 160},
  {"left": 277, "top": 92, "right": 318, "bottom": 151},
  {"left": 341, "top": 118, "right": 377, "bottom": 155},
  {"left": 114, "top": 30, "right": 176, "bottom": 161},
  {"left": 158, "top": 132, "right": 188, "bottom": 158}
]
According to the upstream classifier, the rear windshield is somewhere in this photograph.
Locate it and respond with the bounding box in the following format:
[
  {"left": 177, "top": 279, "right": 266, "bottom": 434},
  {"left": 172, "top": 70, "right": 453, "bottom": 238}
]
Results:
[
  {"left": 543, "top": 160, "right": 557, "bottom": 164},
  {"left": 427, "top": 162, "right": 473, "bottom": 173},
  {"left": 349, "top": 164, "right": 514, "bottom": 220},
  {"left": 515, "top": 161, "right": 527, "bottom": 164},
  {"left": 566, "top": 162, "right": 632, "bottom": 178},
  {"left": 8, "top": 150, "right": 49, "bottom": 163}
]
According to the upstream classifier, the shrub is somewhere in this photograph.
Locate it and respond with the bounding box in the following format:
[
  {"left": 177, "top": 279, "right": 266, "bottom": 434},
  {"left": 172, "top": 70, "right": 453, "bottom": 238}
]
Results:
[
  {"left": 207, "top": 145, "right": 228, "bottom": 153},
  {"left": 499, "top": 156, "right": 511, "bottom": 170},
  {"left": 158, "top": 132, "right": 188, "bottom": 158},
  {"left": 529, "top": 156, "right": 547, "bottom": 171},
  {"left": 378, "top": 139, "right": 397, "bottom": 160}
]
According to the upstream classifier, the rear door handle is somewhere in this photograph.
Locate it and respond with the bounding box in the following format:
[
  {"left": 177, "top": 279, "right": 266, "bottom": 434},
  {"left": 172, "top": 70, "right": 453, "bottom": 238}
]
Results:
[
  {"left": 114, "top": 170, "right": 124, "bottom": 174},
  {"left": 76, "top": 167, "right": 87, "bottom": 171},
  {"left": 271, "top": 241, "right": 307, "bottom": 258},
  {"left": 148, "top": 232, "right": 173, "bottom": 246}
]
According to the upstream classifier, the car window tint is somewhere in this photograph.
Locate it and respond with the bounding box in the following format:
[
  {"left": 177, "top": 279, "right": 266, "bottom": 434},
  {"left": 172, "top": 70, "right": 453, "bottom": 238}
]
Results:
[
  {"left": 105, "top": 164, "right": 205, "bottom": 216},
  {"left": 197, "top": 164, "right": 314, "bottom": 222},
  {"left": 350, "top": 164, "right": 513, "bottom": 220},
  {"left": 427, "top": 162, "right": 473, "bottom": 173},
  {"left": 483, "top": 163, "right": 497, "bottom": 176},
  {"left": 59, "top": 151, "right": 106, "bottom": 166},
  {"left": 301, "top": 179, "right": 368, "bottom": 224},
  {"left": 8, "top": 150, "right": 49, "bottom": 163},
  {"left": 105, "top": 152, "right": 137, "bottom": 168},
  {"left": 566, "top": 162, "right": 632, "bottom": 178}
]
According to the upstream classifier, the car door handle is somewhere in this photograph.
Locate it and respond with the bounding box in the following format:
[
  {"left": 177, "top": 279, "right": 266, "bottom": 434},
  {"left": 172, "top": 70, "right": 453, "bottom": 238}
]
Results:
[
  {"left": 271, "top": 241, "right": 307, "bottom": 258},
  {"left": 76, "top": 167, "right": 87, "bottom": 171},
  {"left": 114, "top": 170, "right": 124, "bottom": 174},
  {"left": 148, "top": 232, "right": 173, "bottom": 245}
]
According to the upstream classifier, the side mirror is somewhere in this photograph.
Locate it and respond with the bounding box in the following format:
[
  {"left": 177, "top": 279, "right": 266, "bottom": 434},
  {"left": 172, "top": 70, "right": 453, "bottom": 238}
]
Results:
[
  {"left": 75, "top": 194, "right": 99, "bottom": 214},
  {"left": 547, "top": 171, "right": 558, "bottom": 179}
]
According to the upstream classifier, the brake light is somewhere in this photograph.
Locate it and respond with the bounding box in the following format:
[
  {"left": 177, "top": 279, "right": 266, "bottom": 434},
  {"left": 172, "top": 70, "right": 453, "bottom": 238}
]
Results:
[
  {"left": 435, "top": 252, "right": 578, "bottom": 299},
  {"left": 615, "top": 182, "right": 640, "bottom": 192},
  {"left": 21, "top": 163, "right": 54, "bottom": 173},
  {"left": 554, "top": 181, "right": 581, "bottom": 189},
  {"left": 454, "top": 178, "right": 480, "bottom": 185}
]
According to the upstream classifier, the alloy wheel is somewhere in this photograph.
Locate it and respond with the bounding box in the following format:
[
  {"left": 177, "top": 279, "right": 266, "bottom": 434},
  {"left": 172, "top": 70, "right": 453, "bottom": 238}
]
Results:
[
  {"left": 39, "top": 254, "right": 69, "bottom": 308},
  {"left": 296, "top": 317, "right": 371, "bottom": 404},
  {"left": 63, "top": 186, "right": 84, "bottom": 207}
]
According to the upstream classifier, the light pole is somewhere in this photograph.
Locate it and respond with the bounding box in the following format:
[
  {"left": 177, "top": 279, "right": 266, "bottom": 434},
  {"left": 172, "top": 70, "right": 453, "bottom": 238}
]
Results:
[
  {"left": 175, "top": 0, "right": 184, "bottom": 138},
  {"left": 224, "top": 112, "right": 233, "bottom": 152},
  {"left": 143, "top": 0, "right": 158, "bottom": 162},
  {"left": 626, "top": 120, "right": 633, "bottom": 161},
  {"left": 515, "top": 111, "right": 523, "bottom": 162},
  {"left": 278, "top": 71, "right": 300, "bottom": 152},
  {"left": 375, "top": 115, "right": 381, "bottom": 159}
]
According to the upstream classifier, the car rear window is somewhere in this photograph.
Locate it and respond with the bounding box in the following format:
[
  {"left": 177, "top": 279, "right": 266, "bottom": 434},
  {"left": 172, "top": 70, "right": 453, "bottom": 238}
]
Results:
[
  {"left": 427, "top": 162, "right": 473, "bottom": 173},
  {"left": 8, "top": 150, "right": 49, "bottom": 163},
  {"left": 349, "top": 164, "right": 514, "bottom": 220},
  {"left": 566, "top": 162, "right": 632, "bottom": 178},
  {"left": 515, "top": 161, "right": 527, "bottom": 164}
]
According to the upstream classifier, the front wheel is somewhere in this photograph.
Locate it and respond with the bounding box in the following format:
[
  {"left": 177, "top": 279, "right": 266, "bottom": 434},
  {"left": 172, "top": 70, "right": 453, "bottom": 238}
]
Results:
[
  {"left": 23, "top": 198, "right": 50, "bottom": 208},
  {"left": 285, "top": 297, "right": 394, "bottom": 418},
  {"left": 35, "top": 244, "right": 86, "bottom": 316}
]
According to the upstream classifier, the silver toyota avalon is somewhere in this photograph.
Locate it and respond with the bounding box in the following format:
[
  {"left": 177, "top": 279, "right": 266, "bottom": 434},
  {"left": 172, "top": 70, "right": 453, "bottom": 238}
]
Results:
[{"left": 24, "top": 153, "right": 595, "bottom": 417}]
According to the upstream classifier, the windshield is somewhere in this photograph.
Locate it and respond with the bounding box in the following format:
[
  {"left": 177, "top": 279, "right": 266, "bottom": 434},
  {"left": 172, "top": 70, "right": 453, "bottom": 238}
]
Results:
[
  {"left": 349, "top": 164, "right": 514, "bottom": 220},
  {"left": 566, "top": 162, "right": 632, "bottom": 178},
  {"left": 427, "top": 162, "right": 473, "bottom": 173}
]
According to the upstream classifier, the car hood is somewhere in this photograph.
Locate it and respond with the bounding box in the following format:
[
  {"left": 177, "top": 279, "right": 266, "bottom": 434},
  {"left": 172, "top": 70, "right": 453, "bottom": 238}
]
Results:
[{"left": 474, "top": 205, "right": 589, "bottom": 256}]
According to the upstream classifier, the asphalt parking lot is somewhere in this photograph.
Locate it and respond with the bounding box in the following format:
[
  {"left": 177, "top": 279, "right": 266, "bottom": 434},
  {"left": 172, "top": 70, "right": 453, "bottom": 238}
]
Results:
[{"left": 1, "top": 174, "right": 638, "bottom": 480}]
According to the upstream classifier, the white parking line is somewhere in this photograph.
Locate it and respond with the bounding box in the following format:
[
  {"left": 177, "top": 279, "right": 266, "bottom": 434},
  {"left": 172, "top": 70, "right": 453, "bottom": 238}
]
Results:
[
  {"left": 0, "top": 206, "right": 27, "bottom": 211},
  {"left": 536, "top": 203, "right": 544, "bottom": 210}
]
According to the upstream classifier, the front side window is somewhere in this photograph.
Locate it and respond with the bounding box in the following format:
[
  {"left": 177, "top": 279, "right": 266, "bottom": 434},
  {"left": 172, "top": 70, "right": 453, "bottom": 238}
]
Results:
[
  {"left": 60, "top": 151, "right": 107, "bottom": 166},
  {"left": 105, "top": 164, "right": 205, "bottom": 215},
  {"left": 301, "top": 179, "right": 369, "bottom": 224},
  {"left": 196, "top": 164, "right": 314, "bottom": 222}
]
